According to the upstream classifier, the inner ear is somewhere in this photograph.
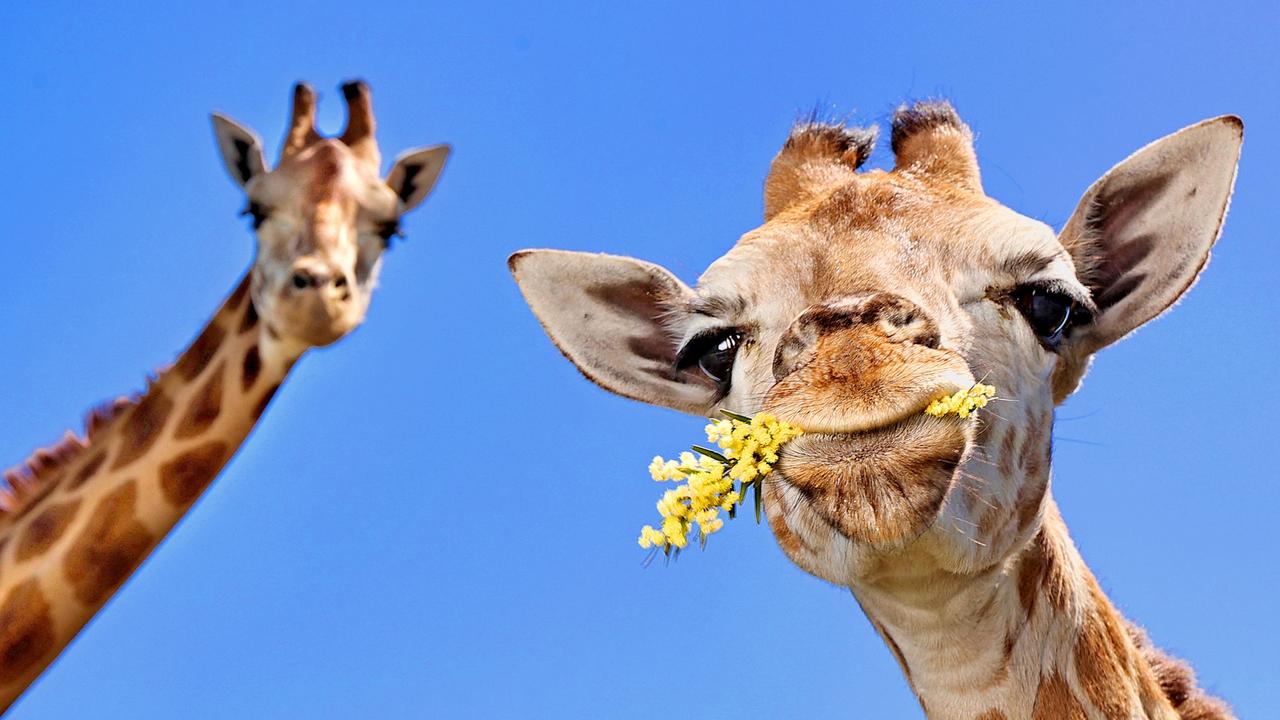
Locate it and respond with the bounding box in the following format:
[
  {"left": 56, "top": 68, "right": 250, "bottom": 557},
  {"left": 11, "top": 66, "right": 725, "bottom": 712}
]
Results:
[
  {"left": 509, "top": 249, "right": 720, "bottom": 414},
  {"left": 211, "top": 114, "right": 267, "bottom": 189},
  {"left": 1051, "top": 115, "right": 1242, "bottom": 401},
  {"left": 386, "top": 145, "right": 450, "bottom": 213}
]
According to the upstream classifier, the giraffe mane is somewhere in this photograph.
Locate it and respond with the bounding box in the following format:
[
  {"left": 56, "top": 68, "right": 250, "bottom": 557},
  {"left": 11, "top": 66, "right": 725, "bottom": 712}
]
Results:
[
  {"left": 1125, "top": 620, "right": 1234, "bottom": 720},
  {"left": 0, "top": 385, "right": 145, "bottom": 522}
]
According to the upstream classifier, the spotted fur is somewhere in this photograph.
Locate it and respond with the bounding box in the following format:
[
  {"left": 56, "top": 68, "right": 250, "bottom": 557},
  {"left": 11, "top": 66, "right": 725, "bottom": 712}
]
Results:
[
  {"left": 0, "top": 80, "right": 450, "bottom": 712},
  {"left": 511, "top": 100, "right": 1242, "bottom": 718}
]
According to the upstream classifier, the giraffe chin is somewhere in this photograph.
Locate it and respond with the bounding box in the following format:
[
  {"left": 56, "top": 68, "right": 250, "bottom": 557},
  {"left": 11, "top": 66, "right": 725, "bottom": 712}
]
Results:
[
  {"left": 272, "top": 299, "right": 365, "bottom": 348},
  {"left": 772, "top": 412, "right": 971, "bottom": 549}
]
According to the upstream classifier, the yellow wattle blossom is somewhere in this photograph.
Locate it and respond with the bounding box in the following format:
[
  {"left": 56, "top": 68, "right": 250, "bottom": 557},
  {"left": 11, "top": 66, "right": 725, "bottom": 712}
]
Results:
[
  {"left": 924, "top": 383, "right": 998, "bottom": 419},
  {"left": 639, "top": 386, "right": 999, "bottom": 558},
  {"left": 638, "top": 411, "right": 803, "bottom": 556}
]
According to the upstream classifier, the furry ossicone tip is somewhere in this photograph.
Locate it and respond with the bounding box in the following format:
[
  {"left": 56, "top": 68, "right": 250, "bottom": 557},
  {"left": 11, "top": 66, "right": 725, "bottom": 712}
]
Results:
[
  {"left": 786, "top": 119, "right": 879, "bottom": 171},
  {"left": 890, "top": 100, "right": 967, "bottom": 155}
]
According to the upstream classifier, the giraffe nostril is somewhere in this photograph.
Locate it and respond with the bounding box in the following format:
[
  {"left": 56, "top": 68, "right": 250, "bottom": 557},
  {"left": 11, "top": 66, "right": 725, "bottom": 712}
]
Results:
[{"left": 333, "top": 275, "right": 348, "bottom": 289}]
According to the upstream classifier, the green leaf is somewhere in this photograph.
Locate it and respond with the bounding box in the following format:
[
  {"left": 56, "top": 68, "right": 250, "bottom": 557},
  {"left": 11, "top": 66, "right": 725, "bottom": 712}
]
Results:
[
  {"left": 720, "top": 410, "right": 753, "bottom": 423},
  {"left": 753, "top": 481, "right": 763, "bottom": 524},
  {"left": 690, "top": 445, "right": 730, "bottom": 464}
]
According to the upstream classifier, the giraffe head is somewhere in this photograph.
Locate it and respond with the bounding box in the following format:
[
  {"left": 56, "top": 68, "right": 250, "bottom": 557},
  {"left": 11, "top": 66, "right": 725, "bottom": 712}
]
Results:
[
  {"left": 211, "top": 81, "right": 449, "bottom": 350},
  {"left": 511, "top": 102, "right": 1240, "bottom": 584}
]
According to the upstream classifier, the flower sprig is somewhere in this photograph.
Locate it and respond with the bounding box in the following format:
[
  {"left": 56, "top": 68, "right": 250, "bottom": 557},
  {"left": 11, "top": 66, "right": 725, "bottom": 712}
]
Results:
[
  {"left": 924, "top": 383, "right": 997, "bottom": 418},
  {"left": 637, "top": 384, "right": 998, "bottom": 559},
  {"left": 638, "top": 411, "right": 803, "bottom": 556}
]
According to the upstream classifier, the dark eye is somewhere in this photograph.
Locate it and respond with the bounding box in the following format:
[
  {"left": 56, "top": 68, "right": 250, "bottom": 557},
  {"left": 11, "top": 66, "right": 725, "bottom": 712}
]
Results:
[
  {"left": 240, "top": 202, "right": 269, "bottom": 229},
  {"left": 677, "top": 329, "right": 743, "bottom": 387},
  {"left": 1012, "top": 287, "right": 1076, "bottom": 346},
  {"left": 377, "top": 220, "right": 402, "bottom": 248}
]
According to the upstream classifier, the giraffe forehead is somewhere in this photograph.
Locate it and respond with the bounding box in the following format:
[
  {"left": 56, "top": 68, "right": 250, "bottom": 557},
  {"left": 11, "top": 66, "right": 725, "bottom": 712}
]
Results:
[
  {"left": 255, "top": 141, "right": 395, "bottom": 218},
  {"left": 702, "top": 186, "right": 1059, "bottom": 310}
]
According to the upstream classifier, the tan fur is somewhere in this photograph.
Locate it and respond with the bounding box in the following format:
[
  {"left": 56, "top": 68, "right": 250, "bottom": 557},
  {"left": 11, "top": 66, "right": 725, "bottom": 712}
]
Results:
[
  {"left": 511, "top": 100, "right": 1241, "bottom": 719},
  {"left": 0, "top": 81, "right": 449, "bottom": 710}
]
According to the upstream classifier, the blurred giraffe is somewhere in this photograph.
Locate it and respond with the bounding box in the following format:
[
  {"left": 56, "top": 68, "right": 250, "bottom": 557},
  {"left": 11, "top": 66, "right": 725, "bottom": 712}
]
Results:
[{"left": 0, "top": 80, "right": 449, "bottom": 710}]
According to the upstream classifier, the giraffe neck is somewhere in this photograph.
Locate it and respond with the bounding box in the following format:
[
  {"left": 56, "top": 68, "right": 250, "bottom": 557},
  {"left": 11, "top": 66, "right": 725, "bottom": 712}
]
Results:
[
  {"left": 853, "top": 497, "right": 1221, "bottom": 720},
  {"left": 0, "top": 274, "right": 301, "bottom": 709}
]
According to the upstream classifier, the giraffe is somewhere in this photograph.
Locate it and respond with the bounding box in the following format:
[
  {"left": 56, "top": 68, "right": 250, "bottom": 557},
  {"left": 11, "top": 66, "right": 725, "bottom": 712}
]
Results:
[
  {"left": 510, "top": 101, "right": 1242, "bottom": 719},
  {"left": 0, "top": 80, "right": 449, "bottom": 710}
]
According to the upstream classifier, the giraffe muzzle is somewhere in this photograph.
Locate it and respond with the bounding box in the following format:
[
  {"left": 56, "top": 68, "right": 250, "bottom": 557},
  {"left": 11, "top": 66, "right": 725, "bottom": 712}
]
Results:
[{"left": 274, "top": 260, "right": 362, "bottom": 347}]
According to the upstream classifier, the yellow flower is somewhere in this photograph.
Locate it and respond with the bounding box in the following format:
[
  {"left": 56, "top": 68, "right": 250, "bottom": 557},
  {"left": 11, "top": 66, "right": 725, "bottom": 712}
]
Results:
[
  {"left": 638, "top": 525, "right": 667, "bottom": 549},
  {"left": 639, "top": 410, "right": 805, "bottom": 557},
  {"left": 639, "top": 390, "right": 998, "bottom": 558},
  {"left": 925, "top": 384, "right": 997, "bottom": 418}
]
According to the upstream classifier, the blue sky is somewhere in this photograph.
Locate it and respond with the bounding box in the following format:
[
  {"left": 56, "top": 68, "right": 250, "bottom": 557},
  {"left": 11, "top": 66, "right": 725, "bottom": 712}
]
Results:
[{"left": 1, "top": 2, "right": 1276, "bottom": 717}]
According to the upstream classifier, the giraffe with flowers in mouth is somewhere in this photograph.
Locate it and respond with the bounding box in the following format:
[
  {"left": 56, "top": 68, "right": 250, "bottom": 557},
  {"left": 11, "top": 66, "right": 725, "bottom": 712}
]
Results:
[{"left": 512, "top": 101, "right": 1241, "bottom": 719}]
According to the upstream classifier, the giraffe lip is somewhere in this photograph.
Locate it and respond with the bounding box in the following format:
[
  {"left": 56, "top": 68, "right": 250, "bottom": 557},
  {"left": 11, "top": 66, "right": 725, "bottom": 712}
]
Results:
[
  {"left": 771, "top": 379, "right": 977, "bottom": 470},
  {"left": 774, "top": 410, "right": 973, "bottom": 482},
  {"left": 775, "top": 378, "right": 970, "bottom": 437}
]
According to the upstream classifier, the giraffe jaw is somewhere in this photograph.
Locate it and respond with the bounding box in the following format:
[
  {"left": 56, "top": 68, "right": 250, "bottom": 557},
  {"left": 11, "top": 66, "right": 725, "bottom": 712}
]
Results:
[{"left": 770, "top": 409, "right": 972, "bottom": 549}]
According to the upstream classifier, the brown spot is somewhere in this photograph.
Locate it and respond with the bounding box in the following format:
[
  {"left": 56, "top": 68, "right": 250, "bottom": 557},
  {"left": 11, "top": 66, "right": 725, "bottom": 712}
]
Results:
[
  {"left": 0, "top": 578, "right": 55, "bottom": 685},
  {"left": 1075, "top": 606, "right": 1135, "bottom": 718},
  {"left": 999, "top": 428, "right": 1018, "bottom": 477},
  {"left": 265, "top": 323, "right": 282, "bottom": 341},
  {"left": 67, "top": 450, "right": 107, "bottom": 491},
  {"left": 110, "top": 388, "right": 174, "bottom": 470},
  {"left": 977, "top": 503, "right": 1004, "bottom": 541},
  {"left": 173, "top": 322, "right": 226, "bottom": 382},
  {"left": 242, "top": 346, "right": 262, "bottom": 392},
  {"left": 975, "top": 711, "right": 1007, "bottom": 720},
  {"left": 1018, "top": 525, "right": 1072, "bottom": 622},
  {"left": 7, "top": 479, "right": 58, "bottom": 520},
  {"left": 1031, "top": 672, "right": 1087, "bottom": 720},
  {"left": 1039, "top": 517, "right": 1074, "bottom": 612},
  {"left": 158, "top": 442, "right": 230, "bottom": 508},
  {"left": 15, "top": 498, "right": 82, "bottom": 562},
  {"left": 981, "top": 631, "right": 1016, "bottom": 690},
  {"left": 63, "top": 482, "right": 155, "bottom": 606},
  {"left": 226, "top": 275, "right": 250, "bottom": 311},
  {"left": 239, "top": 301, "right": 259, "bottom": 335},
  {"left": 253, "top": 383, "right": 281, "bottom": 419},
  {"left": 1014, "top": 473, "right": 1046, "bottom": 534},
  {"left": 175, "top": 361, "right": 225, "bottom": 440},
  {"left": 1019, "top": 415, "right": 1050, "bottom": 480}
]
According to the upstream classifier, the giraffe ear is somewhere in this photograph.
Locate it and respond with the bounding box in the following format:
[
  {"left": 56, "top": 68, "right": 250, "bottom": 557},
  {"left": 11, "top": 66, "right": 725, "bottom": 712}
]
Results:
[
  {"left": 386, "top": 145, "right": 451, "bottom": 213},
  {"left": 508, "top": 249, "right": 720, "bottom": 414},
  {"left": 211, "top": 113, "right": 268, "bottom": 188},
  {"left": 1052, "top": 115, "right": 1243, "bottom": 401}
]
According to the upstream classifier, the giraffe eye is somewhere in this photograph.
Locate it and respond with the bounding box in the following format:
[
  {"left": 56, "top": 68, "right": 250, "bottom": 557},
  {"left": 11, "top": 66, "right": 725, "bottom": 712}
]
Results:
[
  {"left": 677, "top": 329, "right": 743, "bottom": 387},
  {"left": 1012, "top": 287, "right": 1077, "bottom": 347},
  {"left": 377, "top": 220, "right": 402, "bottom": 248},
  {"left": 240, "top": 202, "right": 269, "bottom": 229}
]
